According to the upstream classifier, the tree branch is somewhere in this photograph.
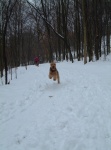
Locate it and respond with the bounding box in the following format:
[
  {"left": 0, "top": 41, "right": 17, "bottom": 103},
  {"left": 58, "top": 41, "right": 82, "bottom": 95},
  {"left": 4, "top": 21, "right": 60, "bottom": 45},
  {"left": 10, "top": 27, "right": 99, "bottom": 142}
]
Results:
[{"left": 26, "top": 0, "right": 64, "bottom": 40}]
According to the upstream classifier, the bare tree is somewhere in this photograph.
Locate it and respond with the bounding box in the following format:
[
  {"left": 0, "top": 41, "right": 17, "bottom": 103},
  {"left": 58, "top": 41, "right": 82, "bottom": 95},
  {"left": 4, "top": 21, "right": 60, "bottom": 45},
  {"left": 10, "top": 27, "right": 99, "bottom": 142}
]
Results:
[
  {"left": 82, "top": 0, "right": 87, "bottom": 64},
  {"left": 2, "top": 0, "right": 18, "bottom": 84}
]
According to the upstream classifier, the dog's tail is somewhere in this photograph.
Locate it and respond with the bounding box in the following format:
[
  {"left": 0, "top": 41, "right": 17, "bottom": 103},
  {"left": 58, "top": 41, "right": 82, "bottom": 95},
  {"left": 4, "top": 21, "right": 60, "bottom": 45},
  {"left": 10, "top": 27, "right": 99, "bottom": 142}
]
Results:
[{"left": 57, "top": 71, "right": 60, "bottom": 84}]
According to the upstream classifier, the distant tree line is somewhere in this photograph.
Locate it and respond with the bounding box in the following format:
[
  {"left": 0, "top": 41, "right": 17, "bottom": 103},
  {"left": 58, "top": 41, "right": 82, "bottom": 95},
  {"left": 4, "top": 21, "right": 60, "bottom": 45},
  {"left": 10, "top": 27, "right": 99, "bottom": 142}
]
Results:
[{"left": 0, "top": 0, "right": 111, "bottom": 84}]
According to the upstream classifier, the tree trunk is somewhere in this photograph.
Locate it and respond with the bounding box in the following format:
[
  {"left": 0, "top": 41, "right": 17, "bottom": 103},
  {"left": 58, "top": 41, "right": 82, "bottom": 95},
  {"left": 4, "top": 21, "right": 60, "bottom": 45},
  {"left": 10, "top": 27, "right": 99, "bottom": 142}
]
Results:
[
  {"left": 82, "top": 0, "right": 87, "bottom": 64},
  {"left": 3, "top": 33, "right": 8, "bottom": 84}
]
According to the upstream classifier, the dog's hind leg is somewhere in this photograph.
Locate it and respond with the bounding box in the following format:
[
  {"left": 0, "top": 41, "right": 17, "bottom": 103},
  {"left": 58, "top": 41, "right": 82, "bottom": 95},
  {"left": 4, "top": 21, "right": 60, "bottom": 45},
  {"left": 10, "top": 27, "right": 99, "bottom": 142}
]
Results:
[
  {"left": 57, "top": 72, "right": 60, "bottom": 84},
  {"left": 58, "top": 78, "right": 60, "bottom": 84}
]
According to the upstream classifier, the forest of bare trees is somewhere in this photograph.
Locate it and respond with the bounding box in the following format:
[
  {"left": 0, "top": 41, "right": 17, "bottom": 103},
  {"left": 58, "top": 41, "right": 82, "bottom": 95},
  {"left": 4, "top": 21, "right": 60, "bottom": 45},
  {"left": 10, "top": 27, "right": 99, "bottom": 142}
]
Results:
[{"left": 0, "top": 0, "right": 111, "bottom": 84}]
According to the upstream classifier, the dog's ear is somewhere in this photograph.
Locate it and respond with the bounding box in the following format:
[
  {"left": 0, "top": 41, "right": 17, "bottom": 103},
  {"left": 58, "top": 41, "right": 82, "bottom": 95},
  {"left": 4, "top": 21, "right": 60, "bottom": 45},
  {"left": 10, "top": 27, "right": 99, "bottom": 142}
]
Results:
[{"left": 50, "top": 62, "right": 54, "bottom": 65}]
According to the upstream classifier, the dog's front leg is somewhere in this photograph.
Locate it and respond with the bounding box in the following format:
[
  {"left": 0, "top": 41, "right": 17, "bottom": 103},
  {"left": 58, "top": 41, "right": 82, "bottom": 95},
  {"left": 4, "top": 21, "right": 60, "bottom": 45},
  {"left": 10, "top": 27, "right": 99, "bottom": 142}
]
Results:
[
  {"left": 53, "top": 74, "right": 56, "bottom": 81},
  {"left": 49, "top": 73, "right": 52, "bottom": 79}
]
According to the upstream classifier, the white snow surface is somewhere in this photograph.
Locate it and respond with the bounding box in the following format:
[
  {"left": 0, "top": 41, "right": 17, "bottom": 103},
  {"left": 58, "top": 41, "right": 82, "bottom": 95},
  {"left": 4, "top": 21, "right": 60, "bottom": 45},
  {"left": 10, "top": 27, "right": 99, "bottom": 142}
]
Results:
[{"left": 0, "top": 56, "right": 111, "bottom": 150}]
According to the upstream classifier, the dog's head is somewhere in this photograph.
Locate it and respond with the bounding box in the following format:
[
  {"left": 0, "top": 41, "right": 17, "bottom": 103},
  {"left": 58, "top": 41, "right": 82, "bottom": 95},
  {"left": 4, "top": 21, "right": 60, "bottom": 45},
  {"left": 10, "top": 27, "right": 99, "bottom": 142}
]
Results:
[{"left": 50, "top": 62, "right": 56, "bottom": 71}]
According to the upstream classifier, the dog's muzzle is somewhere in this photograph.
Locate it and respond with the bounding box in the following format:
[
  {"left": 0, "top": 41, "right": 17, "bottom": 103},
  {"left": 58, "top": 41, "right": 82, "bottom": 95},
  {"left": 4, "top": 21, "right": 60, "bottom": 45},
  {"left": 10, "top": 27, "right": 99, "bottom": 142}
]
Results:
[
  {"left": 52, "top": 66, "right": 55, "bottom": 69},
  {"left": 50, "top": 67, "right": 56, "bottom": 72}
]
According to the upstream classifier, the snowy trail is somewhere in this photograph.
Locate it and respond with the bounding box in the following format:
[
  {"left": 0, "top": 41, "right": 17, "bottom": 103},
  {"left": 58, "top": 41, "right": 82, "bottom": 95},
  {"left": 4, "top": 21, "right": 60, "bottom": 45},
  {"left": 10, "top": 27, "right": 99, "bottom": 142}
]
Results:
[{"left": 0, "top": 60, "right": 111, "bottom": 150}]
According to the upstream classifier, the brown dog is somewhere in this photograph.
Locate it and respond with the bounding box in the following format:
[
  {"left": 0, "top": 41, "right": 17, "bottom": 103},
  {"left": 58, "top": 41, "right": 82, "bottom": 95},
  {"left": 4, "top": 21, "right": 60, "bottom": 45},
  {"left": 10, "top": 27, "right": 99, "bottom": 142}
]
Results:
[{"left": 49, "top": 62, "right": 60, "bottom": 84}]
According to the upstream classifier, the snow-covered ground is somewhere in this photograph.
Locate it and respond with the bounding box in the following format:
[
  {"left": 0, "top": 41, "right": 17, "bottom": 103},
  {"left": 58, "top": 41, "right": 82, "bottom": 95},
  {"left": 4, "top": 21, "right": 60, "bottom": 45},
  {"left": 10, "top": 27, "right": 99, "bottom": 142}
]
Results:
[{"left": 0, "top": 55, "right": 111, "bottom": 150}]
